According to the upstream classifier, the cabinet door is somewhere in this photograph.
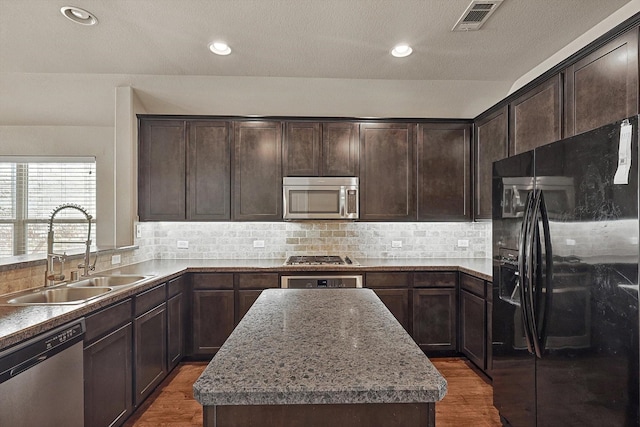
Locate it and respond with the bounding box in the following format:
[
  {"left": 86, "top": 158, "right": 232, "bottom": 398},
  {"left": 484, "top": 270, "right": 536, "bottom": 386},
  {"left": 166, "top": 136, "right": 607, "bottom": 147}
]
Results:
[
  {"left": 459, "top": 289, "right": 486, "bottom": 370},
  {"left": 565, "top": 29, "right": 639, "bottom": 137},
  {"left": 417, "top": 123, "right": 471, "bottom": 221},
  {"left": 192, "top": 290, "right": 235, "bottom": 355},
  {"left": 138, "top": 119, "right": 186, "bottom": 220},
  {"left": 167, "top": 292, "right": 184, "bottom": 370},
  {"left": 509, "top": 75, "right": 562, "bottom": 155},
  {"left": 84, "top": 323, "right": 133, "bottom": 427},
  {"left": 233, "top": 121, "right": 283, "bottom": 220},
  {"left": 474, "top": 106, "right": 508, "bottom": 220},
  {"left": 283, "top": 122, "right": 320, "bottom": 176},
  {"left": 413, "top": 288, "right": 457, "bottom": 353},
  {"left": 360, "top": 123, "right": 416, "bottom": 220},
  {"left": 188, "top": 121, "right": 231, "bottom": 220},
  {"left": 373, "top": 289, "right": 410, "bottom": 332},
  {"left": 134, "top": 303, "right": 167, "bottom": 406},
  {"left": 238, "top": 290, "right": 263, "bottom": 324},
  {"left": 322, "top": 122, "right": 359, "bottom": 176}
]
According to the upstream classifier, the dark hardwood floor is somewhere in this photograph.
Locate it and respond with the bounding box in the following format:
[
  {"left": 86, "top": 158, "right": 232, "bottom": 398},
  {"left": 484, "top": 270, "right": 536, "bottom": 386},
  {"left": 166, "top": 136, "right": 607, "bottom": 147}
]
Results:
[{"left": 126, "top": 358, "right": 500, "bottom": 426}]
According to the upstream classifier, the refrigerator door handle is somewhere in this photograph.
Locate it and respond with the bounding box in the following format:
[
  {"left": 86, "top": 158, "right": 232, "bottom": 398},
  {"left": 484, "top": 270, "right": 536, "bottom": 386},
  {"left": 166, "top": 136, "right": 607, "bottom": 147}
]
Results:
[
  {"left": 526, "top": 190, "right": 544, "bottom": 358},
  {"left": 518, "top": 190, "right": 536, "bottom": 354},
  {"left": 536, "top": 190, "right": 553, "bottom": 357}
]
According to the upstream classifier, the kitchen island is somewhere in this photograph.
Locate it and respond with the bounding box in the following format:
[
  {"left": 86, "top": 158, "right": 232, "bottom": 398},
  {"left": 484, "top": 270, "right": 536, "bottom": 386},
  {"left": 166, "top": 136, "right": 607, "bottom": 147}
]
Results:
[{"left": 193, "top": 288, "right": 447, "bottom": 427}]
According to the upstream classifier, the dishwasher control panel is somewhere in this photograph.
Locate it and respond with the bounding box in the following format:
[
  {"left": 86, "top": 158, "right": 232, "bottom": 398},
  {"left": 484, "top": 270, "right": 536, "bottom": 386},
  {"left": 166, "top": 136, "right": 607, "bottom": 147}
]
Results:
[{"left": 0, "top": 318, "right": 85, "bottom": 383}]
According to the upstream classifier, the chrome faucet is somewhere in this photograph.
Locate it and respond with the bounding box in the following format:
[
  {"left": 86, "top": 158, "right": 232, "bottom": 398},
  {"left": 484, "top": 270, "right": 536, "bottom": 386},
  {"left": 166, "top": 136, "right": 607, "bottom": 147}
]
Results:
[{"left": 45, "top": 203, "right": 94, "bottom": 287}]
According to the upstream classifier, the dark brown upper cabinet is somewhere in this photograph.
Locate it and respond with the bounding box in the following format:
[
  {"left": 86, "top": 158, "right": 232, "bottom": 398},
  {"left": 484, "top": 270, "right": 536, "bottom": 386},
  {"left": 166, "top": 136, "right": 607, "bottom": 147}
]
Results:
[
  {"left": 283, "top": 122, "right": 321, "bottom": 176},
  {"left": 509, "top": 75, "right": 563, "bottom": 155},
  {"left": 474, "top": 106, "right": 508, "bottom": 220},
  {"left": 138, "top": 118, "right": 231, "bottom": 221},
  {"left": 283, "top": 121, "right": 358, "bottom": 177},
  {"left": 139, "top": 119, "right": 187, "bottom": 221},
  {"left": 188, "top": 121, "right": 232, "bottom": 220},
  {"left": 322, "top": 122, "right": 359, "bottom": 176},
  {"left": 359, "top": 122, "right": 416, "bottom": 221},
  {"left": 233, "top": 121, "right": 283, "bottom": 221},
  {"left": 564, "top": 29, "right": 639, "bottom": 137},
  {"left": 417, "top": 123, "right": 471, "bottom": 221}
]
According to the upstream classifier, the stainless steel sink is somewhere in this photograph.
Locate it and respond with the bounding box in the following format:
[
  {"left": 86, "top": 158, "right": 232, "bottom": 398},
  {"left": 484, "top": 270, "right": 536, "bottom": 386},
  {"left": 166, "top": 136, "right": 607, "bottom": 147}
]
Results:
[
  {"left": 66, "top": 275, "right": 149, "bottom": 288},
  {"left": 4, "top": 287, "right": 112, "bottom": 305}
]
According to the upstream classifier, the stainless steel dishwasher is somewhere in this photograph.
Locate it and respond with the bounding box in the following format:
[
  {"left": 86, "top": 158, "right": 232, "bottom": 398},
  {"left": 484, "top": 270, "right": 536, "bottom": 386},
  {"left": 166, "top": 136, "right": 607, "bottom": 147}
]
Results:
[{"left": 0, "top": 318, "right": 85, "bottom": 427}]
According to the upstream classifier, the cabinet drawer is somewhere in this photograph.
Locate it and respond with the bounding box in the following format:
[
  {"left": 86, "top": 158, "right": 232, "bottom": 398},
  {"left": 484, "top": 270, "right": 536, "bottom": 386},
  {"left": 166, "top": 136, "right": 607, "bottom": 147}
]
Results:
[
  {"left": 414, "top": 272, "right": 457, "bottom": 288},
  {"left": 191, "top": 273, "right": 234, "bottom": 290},
  {"left": 365, "top": 272, "right": 412, "bottom": 288},
  {"left": 167, "top": 275, "right": 185, "bottom": 298},
  {"left": 85, "top": 298, "right": 133, "bottom": 343},
  {"left": 460, "top": 274, "right": 485, "bottom": 297},
  {"left": 237, "top": 273, "right": 279, "bottom": 289},
  {"left": 135, "top": 283, "right": 166, "bottom": 316}
]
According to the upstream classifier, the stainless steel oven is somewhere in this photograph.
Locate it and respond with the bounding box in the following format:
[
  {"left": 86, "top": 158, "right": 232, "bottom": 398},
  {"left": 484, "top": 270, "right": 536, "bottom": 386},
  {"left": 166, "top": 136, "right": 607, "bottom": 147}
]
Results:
[
  {"left": 283, "top": 177, "right": 358, "bottom": 220},
  {"left": 281, "top": 275, "right": 363, "bottom": 289}
]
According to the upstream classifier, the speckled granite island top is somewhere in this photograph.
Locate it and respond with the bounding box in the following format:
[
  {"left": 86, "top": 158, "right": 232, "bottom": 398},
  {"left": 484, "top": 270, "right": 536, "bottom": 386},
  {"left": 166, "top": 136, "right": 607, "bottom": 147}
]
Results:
[{"left": 193, "top": 288, "right": 447, "bottom": 406}]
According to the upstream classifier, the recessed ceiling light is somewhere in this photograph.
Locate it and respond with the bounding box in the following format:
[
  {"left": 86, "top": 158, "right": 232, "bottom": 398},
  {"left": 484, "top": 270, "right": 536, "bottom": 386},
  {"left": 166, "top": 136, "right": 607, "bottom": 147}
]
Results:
[
  {"left": 391, "top": 44, "right": 413, "bottom": 58},
  {"left": 208, "top": 41, "right": 232, "bottom": 56},
  {"left": 60, "top": 6, "right": 98, "bottom": 25}
]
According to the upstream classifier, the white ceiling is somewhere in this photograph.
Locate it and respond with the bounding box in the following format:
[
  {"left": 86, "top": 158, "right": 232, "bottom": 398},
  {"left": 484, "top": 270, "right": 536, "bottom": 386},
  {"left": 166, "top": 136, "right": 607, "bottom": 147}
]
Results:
[{"left": 0, "top": 0, "right": 635, "bottom": 125}]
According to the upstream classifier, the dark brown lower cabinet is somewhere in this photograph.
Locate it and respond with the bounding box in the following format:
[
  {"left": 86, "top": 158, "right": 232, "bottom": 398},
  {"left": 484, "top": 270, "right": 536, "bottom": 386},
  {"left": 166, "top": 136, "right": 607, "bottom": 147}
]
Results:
[
  {"left": 372, "top": 289, "right": 410, "bottom": 332},
  {"left": 459, "top": 289, "right": 485, "bottom": 369},
  {"left": 238, "top": 290, "right": 263, "bottom": 323},
  {"left": 84, "top": 323, "right": 133, "bottom": 427},
  {"left": 134, "top": 303, "right": 167, "bottom": 406},
  {"left": 167, "top": 275, "right": 186, "bottom": 370},
  {"left": 412, "top": 288, "right": 457, "bottom": 353},
  {"left": 167, "top": 292, "right": 185, "bottom": 370},
  {"left": 192, "top": 289, "right": 235, "bottom": 355}
]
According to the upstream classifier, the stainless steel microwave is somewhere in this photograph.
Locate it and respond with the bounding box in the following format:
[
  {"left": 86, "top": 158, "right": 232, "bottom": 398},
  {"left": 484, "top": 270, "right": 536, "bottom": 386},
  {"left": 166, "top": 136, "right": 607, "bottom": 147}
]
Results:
[
  {"left": 282, "top": 177, "right": 359, "bottom": 220},
  {"left": 501, "top": 176, "right": 575, "bottom": 219}
]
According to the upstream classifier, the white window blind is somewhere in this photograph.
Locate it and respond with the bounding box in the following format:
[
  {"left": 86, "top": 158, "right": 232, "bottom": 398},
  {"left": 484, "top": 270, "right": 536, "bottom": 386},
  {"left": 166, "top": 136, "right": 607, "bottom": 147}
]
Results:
[{"left": 0, "top": 157, "right": 96, "bottom": 258}]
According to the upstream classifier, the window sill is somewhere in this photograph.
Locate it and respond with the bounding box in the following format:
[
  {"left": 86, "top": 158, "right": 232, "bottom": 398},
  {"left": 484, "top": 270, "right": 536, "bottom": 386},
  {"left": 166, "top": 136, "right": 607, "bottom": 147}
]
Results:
[{"left": 0, "top": 246, "right": 138, "bottom": 273}]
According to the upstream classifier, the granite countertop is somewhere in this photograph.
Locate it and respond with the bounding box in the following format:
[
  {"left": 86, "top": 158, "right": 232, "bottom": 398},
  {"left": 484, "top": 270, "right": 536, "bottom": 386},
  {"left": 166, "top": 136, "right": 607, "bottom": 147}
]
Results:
[
  {"left": 193, "top": 288, "right": 447, "bottom": 406},
  {"left": 0, "top": 257, "right": 492, "bottom": 350}
]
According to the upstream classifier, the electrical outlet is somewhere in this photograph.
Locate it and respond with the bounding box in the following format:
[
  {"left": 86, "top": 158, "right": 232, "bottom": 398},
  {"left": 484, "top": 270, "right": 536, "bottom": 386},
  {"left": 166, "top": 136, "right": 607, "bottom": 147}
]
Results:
[
  {"left": 457, "top": 239, "right": 469, "bottom": 248},
  {"left": 177, "top": 240, "right": 189, "bottom": 249},
  {"left": 392, "top": 240, "right": 402, "bottom": 248},
  {"left": 111, "top": 254, "right": 121, "bottom": 265},
  {"left": 253, "top": 240, "right": 265, "bottom": 248},
  {"left": 136, "top": 224, "right": 142, "bottom": 238},
  {"left": 565, "top": 239, "right": 576, "bottom": 246}
]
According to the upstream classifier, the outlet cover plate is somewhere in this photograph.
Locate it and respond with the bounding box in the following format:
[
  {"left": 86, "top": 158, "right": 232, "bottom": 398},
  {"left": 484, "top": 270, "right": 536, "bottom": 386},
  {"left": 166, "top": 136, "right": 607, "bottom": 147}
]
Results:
[
  {"left": 177, "top": 240, "right": 189, "bottom": 249},
  {"left": 253, "top": 240, "right": 265, "bottom": 248}
]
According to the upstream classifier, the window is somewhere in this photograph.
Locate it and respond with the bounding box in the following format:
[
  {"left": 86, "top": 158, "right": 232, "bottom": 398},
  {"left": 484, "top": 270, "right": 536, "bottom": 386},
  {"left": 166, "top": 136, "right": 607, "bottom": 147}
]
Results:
[{"left": 0, "top": 157, "right": 96, "bottom": 258}]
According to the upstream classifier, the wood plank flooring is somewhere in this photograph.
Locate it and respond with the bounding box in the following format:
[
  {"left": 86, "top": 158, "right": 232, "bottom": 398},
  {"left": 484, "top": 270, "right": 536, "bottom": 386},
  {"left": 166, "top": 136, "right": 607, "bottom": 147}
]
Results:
[{"left": 125, "top": 358, "right": 500, "bottom": 427}]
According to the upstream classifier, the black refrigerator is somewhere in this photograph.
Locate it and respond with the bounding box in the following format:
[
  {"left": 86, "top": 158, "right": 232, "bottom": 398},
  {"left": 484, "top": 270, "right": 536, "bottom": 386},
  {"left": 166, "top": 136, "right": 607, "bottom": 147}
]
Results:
[{"left": 492, "top": 116, "right": 640, "bottom": 426}]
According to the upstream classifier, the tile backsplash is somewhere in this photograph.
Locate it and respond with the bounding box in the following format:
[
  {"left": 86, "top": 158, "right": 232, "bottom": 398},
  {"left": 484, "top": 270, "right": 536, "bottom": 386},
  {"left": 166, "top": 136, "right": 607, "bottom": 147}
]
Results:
[
  {"left": 0, "top": 221, "right": 490, "bottom": 295},
  {"left": 138, "top": 221, "right": 491, "bottom": 260}
]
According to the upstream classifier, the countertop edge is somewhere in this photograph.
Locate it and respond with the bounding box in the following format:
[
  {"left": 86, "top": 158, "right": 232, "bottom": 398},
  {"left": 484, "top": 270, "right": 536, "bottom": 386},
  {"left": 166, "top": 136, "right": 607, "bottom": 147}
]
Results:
[{"left": 0, "top": 258, "right": 492, "bottom": 349}]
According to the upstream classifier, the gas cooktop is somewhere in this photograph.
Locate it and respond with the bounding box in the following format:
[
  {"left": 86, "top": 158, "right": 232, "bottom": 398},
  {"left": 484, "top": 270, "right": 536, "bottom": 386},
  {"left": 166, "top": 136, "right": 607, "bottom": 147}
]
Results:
[{"left": 284, "top": 255, "right": 358, "bottom": 266}]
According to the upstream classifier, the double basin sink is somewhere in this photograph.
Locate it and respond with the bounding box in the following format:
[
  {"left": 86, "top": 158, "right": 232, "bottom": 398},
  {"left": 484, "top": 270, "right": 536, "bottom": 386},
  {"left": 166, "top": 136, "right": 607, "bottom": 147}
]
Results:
[{"left": 0, "top": 275, "right": 152, "bottom": 305}]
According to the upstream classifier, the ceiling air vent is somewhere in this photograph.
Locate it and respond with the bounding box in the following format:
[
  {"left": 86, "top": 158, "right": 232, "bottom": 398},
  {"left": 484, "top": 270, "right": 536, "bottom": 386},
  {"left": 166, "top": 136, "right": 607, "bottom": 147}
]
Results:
[{"left": 452, "top": 0, "right": 504, "bottom": 31}]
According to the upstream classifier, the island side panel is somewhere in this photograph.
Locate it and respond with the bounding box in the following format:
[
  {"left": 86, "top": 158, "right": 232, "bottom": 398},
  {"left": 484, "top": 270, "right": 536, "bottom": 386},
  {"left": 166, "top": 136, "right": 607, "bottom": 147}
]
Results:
[{"left": 204, "top": 402, "right": 435, "bottom": 427}]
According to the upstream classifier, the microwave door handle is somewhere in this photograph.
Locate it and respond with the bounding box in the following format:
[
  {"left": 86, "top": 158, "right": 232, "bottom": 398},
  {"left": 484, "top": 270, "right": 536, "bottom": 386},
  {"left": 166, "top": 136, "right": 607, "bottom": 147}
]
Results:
[{"left": 340, "top": 187, "right": 346, "bottom": 217}]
